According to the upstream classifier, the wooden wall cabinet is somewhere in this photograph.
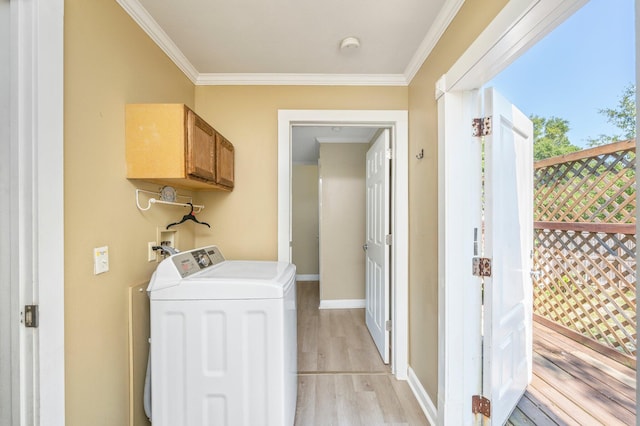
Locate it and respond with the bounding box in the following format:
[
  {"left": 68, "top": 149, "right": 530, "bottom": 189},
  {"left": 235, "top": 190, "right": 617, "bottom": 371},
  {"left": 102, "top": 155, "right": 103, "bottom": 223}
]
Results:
[
  {"left": 215, "top": 133, "right": 234, "bottom": 189},
  {"left": 126, "top": 104, "right": 234, "bottom": 191}
]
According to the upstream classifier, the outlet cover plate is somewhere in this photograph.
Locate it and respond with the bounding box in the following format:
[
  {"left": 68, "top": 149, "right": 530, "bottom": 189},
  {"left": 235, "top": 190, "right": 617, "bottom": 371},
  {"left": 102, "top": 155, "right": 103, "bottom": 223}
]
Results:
[
  {"left": 94, "top": 246, "right": 109, "bottom": 274},
  {"left": 148, "top": 241, "right": 157, "bottom": 262}
]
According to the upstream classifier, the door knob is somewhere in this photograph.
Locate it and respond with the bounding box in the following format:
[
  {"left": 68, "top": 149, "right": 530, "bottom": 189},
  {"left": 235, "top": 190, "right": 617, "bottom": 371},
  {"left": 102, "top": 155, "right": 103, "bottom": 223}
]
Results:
[{"left": 363, "top": 243, "right": 368, "bottom": 251}]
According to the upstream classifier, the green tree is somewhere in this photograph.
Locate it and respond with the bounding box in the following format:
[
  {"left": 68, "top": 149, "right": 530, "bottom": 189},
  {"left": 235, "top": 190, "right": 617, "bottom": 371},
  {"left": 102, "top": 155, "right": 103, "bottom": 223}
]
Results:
[
  {"left": 587, "top": 83, "right": 636, "bottom": 146},
  {"left": 531, "top": 115, "right": 580, "bottom": 161}
]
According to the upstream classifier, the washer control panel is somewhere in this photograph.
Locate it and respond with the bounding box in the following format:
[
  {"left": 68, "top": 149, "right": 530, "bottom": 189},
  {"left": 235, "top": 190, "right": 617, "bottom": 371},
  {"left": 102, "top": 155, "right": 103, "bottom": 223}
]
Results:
[{"left": 171, "top": 246, "right": 226, "bottom": 278}]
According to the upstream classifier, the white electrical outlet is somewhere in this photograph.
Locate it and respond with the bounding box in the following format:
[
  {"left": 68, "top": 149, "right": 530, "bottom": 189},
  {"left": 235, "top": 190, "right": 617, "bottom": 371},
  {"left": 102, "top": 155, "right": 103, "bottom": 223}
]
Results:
[{"left": 148, "top": 241, "right": 157, "bottom": 262}]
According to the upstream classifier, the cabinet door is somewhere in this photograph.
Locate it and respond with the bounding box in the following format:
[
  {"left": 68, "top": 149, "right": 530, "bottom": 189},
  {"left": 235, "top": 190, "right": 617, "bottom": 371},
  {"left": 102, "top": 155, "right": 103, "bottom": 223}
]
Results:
[
  {"left": 186, "top": 109, "right": 216, "bottom": 182},
  {"left": 215, "top": 133, "right": 234, "bottom": 188}
]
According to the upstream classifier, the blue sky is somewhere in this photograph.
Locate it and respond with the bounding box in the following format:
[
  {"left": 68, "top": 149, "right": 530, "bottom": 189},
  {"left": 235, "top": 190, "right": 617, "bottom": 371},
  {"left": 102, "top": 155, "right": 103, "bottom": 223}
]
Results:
[{"left": 488, "top": 0, "right": 635, "bottom": 147}]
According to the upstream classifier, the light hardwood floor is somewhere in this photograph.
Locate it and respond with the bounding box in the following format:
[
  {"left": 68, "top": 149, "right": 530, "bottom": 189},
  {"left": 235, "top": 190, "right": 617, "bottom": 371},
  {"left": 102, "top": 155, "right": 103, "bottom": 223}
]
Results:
[{"left": 294, "top": 281, "right": 429, "bottom": 425}]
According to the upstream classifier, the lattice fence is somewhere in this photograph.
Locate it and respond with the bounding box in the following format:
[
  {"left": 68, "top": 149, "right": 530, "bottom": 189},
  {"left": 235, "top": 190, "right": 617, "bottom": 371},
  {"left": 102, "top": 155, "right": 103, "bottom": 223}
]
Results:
[
  {"left": 535, "top": 141, "right": 635, "bottom": 223},
  {"left": 533, "top": 140, "right": 636, "bottom": 360}
]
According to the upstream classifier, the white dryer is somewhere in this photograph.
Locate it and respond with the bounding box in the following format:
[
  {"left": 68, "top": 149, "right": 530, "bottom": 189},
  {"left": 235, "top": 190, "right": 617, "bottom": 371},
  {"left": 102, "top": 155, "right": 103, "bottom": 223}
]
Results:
[{"left": 146, "top": 246, "right": 297, "bottom": 426}]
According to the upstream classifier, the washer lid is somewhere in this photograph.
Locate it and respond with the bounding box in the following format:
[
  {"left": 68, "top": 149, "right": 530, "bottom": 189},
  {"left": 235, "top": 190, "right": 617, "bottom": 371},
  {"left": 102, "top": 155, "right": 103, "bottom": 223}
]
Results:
[
  {"left": 195, "top": 260, "right": 290, "bottom": 280},
  {"left": 149, "top": 257, "right": 296, "bottom": 300},
  {"left": 161, "top": 260, "right": 296, "bottom": 299}
]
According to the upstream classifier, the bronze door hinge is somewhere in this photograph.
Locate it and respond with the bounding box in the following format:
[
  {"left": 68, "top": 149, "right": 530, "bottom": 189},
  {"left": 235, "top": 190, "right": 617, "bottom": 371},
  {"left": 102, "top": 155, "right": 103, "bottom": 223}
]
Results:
[{"left": 472, "top": 395, "right": 491, "bottom": 418}]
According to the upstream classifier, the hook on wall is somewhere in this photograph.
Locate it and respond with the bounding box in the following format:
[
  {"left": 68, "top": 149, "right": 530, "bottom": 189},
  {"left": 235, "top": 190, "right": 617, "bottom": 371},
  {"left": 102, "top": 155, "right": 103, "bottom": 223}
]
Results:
[{"left": 416, "top": 149, "right": 424, "bottom": 160}]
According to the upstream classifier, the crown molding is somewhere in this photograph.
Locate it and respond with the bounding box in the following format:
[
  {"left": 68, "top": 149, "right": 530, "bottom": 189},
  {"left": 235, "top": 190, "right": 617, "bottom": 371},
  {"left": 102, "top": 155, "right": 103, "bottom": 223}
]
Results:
[
  {"left": 116, "top": 0, "right": 199, "bottom": 84},
  {"left": 403, "top": 0, "right": 466, "bottom": 84},
  {"left": 118, "top": 0, "right": 459, "bottom": 87},
  {"left": 196, "top": 73, "right": 408, "bottom": 86}
]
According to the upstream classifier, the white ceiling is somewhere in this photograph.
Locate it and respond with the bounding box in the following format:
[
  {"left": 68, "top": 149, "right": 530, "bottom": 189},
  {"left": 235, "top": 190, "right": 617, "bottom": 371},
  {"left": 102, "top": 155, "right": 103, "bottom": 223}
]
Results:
[{"left": 117, "top": 0, "right": 463, "bottom": 85}]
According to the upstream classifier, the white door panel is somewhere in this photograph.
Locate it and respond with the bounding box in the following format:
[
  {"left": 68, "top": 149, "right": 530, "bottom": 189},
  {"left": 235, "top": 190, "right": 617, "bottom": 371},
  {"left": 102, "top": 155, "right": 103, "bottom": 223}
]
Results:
[
  {"left": 483, "top": 87, "right": 533, "bottom": 425},
  {"left": 365, "top": 129, "right": 390, "bottom": 363}
]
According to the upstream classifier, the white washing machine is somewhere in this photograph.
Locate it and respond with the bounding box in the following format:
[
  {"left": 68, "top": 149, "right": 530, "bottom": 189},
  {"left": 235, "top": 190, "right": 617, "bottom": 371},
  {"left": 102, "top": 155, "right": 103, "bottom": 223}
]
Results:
[{"left": 146, "top": 246, "right": 297, "bottom": 426}]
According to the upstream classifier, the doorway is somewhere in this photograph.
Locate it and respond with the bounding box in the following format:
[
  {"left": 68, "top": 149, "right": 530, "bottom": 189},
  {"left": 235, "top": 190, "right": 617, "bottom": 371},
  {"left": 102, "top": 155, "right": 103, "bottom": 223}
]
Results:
[
  {"left": 277, "top": 109, "right": 409, "bottom": 378},
  {"left": 291, "top": 126, "right": 392, "bottom": 362},
  {"left": 436, "top": 0, "right": 591, "bottom": 424},
  {"left": 290, "top": 125, "right": 380, "bottom": 300}
]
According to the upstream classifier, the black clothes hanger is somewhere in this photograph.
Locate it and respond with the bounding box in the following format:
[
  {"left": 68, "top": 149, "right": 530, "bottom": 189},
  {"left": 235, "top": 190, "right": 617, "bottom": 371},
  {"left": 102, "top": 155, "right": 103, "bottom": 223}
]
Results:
[{"left": 166, "top": 203, "right": 211, "bottom": 229}]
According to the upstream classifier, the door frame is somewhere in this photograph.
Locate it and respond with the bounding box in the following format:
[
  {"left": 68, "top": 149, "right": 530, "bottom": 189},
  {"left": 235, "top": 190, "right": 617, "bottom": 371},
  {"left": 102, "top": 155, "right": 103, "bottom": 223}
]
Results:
[
  {"left": 278, "top": 109, "right": 408, "bottom": 379},
  {"left": 436, "top": 0, "right": 587, "bottom": 424},
  {"left": 5, "top": 0, "right": 65, "bottom": 424}
]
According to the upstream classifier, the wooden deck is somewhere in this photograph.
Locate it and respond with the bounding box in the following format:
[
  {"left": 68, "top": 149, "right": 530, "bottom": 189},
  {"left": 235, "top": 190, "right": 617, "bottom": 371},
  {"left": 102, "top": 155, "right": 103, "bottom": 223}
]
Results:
[{"left": 508, "top": 321, "right": 637, "bottom": 426}]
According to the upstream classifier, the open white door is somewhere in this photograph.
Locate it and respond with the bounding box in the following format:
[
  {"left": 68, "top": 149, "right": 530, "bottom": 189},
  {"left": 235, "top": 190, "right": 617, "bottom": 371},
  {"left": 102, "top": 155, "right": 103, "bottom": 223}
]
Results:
[
  {"left": 365, "top": 129, "right": 390, "bottom": 363},
  {"left": 481, "top": 87, "right": 533, "bottom": 424},
  {"left": 1, "top": 1, "right": 65, "bottom": 425}
]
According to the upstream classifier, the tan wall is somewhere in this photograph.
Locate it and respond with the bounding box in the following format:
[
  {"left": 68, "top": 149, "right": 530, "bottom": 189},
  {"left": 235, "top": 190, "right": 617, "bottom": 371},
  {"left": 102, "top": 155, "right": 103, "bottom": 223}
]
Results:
[
  {"left": 406, "top": 0, "right": 509, "bottom": 403},
  {"left": 192, "top": 86, "right": 407, "bottom": 260},
  {"left": 64, "top": 0, "right": 195, "bottom": 424},
  {"left": 292, "top": 165, "right": 319, "bottom": 275},
  {"left": 318, "top": 144, "right": 369, "bottom": 301},
  {"left": 60, "top": 0, "right": 512, "bottom": 420}
]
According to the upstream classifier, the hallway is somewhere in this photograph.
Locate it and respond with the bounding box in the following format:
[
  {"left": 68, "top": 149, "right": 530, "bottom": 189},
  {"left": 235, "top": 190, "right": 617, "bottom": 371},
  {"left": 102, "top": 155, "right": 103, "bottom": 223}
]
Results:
[{"left": 294, "top": 281, "right": 428, "bottom": 425}]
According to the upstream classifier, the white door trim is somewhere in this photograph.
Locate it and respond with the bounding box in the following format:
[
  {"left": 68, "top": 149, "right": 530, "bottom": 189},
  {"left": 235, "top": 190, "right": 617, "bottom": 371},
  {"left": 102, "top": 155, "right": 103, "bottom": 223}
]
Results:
[
  {"left": 10, "top": 0, "right": 65, "bottom": 424},
  {"left": 437, "top": 0, "right": 588, "bottom": 95},
  {"left": 278, "top": 109, "right": 408, "bottom": 379},
  {"left": 436, "top": 90, "right": 483, "bottom": 426},
  {"left": 436, "top": 0, "right": 587, "bottom": 424},
  {"left": 1, "top": 3, "right": 12, "bottom": 424}
]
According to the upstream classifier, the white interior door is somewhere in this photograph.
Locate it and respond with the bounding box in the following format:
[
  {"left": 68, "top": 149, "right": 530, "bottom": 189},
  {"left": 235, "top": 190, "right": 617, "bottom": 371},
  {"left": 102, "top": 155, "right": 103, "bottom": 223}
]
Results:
[
  {"left": 482, "top": 87, "right": 533, "bottom": 424},
  {"left": 2, "top": 1, "right": 66, "bottom": 424},
  {"left": 365, "top": 129, "right": 390, "bottom": 363}
]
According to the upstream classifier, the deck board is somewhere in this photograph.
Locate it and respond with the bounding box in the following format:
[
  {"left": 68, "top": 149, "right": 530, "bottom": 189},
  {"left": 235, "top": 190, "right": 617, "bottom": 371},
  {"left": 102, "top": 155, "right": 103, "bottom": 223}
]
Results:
[
  {"left": 509, "top": 321, "right": 637, "bottom": 425},
  {"left": 533, "top": 332, "right": 636, "bottom": 412},
  {"left": 511, "top": 391, "right": 572, "bottom": 426}
]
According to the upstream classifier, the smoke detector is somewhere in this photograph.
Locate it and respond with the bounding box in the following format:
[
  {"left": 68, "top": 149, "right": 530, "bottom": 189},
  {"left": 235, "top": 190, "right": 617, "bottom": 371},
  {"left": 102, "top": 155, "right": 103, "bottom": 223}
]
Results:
[{"left": 340, "top": 36, "right": 360, "bottom": 50}]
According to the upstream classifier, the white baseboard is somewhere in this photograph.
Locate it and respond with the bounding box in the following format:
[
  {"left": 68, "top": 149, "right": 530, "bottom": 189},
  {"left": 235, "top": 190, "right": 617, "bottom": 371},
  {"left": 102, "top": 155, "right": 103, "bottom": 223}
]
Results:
[
  {"left": 318, "top": 299, "right": 365, "bottom": 309},
  {"left": 296, "top": 274, "right": 319, "bottom": 281},
  {"left": 407, "top": 366, "right": 437, "bottom": 426}
]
